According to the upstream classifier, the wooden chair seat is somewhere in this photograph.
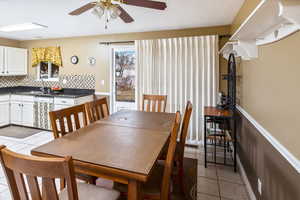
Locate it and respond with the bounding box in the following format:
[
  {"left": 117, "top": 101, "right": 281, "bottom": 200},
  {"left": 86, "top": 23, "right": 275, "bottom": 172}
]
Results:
[{"left": 59, "top": 182, "right": 120, "bottom": 200}]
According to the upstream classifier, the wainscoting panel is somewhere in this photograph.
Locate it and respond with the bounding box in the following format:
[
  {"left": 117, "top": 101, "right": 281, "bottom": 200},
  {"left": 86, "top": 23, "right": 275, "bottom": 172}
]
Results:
[{"left": 236, "top": 110, "right": 300, "bottom": 200}]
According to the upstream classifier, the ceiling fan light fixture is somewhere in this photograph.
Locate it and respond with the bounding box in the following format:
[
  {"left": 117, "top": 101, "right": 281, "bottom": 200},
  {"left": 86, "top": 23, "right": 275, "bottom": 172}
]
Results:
[
  {"left": 91, "top": 4, "right": 105, "bottom": 19},
  {"left": 109, "top": 6, "right": 122, "bottom": 20}
]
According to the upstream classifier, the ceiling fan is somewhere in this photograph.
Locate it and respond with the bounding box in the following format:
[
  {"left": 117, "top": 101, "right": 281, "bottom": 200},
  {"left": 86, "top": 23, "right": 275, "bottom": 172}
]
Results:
[{"left": 69, "top": 0, "right": 167, "bottom": 28}]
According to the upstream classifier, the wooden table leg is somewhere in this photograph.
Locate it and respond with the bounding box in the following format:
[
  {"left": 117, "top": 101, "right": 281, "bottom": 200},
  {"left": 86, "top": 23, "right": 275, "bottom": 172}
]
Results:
[{"left": 128, "top": 180, "right": 141, "bottom": 200}]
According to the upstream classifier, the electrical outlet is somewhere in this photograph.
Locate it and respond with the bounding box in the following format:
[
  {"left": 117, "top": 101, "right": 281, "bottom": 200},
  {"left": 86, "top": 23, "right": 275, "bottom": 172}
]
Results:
[
  {"left": 100, "top": 80, "right": 105, "bottom": 86},
  {"left": 258, "top": 178, "right": 262, "bottom": 195}
]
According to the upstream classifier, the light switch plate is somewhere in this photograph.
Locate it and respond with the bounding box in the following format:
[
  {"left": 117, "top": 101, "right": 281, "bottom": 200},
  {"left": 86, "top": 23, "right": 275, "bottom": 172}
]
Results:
[{"left": 258, "top": 178, "right": 262, "bottom": 195}]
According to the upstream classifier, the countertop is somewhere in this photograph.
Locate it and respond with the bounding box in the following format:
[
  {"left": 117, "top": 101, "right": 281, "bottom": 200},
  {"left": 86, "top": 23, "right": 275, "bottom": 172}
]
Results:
[{"left": 0, "top": 86, "right": 95, "bottom": 98}]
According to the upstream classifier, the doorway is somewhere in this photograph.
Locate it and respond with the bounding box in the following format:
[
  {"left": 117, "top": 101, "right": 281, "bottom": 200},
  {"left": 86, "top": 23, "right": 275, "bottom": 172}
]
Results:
[{"left": 111, "top": 46, "right": 136, "bottom": 112}]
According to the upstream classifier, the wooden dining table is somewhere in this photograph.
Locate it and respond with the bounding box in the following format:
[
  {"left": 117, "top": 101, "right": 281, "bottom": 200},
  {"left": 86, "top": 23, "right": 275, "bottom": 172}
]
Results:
[{"left": 31, "top": 110, "right": 176, "bottom": 200}]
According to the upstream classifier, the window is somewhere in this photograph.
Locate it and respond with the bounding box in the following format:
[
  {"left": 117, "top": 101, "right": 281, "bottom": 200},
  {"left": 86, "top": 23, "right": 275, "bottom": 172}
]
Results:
[{"left": 37, "top": 61, "right": 59, "bottom": 81}]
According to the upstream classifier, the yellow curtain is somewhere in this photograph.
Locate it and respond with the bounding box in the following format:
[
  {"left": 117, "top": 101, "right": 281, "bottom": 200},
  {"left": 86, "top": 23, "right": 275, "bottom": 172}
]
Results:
[{"left": 32, "top": 46, "right": 62, "bottom": 67}]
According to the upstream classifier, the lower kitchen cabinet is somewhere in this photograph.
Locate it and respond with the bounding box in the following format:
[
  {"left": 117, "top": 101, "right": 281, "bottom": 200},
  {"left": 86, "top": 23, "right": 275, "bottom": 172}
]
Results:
[
  {"left": 10, "top": 102, "right": 34, "bottom": 127},
  {"left": 0, "top": 94, "right": 93, "bottom": 129},
  {"left": 0, "top": 101, "right": 10, "bottom": 126},
  {"left": 22, "top": 102, "right": 35, "bottom": 127},
  {"left": 10, "top": 102, "right": 22, "bottom": 124}
]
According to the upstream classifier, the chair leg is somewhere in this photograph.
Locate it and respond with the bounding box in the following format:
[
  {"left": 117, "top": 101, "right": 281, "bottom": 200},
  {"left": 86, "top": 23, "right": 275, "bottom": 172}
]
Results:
[
  {"left": 176, "top": 161, "right": 185, "bottom": 195},
  {"left": 60, "top": 178, "right": 66, "bottom": 190},
  {"left": 88, "top": 177, "right": 97, "bottom": 185}
]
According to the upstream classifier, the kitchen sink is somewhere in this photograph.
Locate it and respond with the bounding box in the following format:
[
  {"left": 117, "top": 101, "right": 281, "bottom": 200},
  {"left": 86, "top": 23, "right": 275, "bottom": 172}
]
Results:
[{"left": 28, "top": 91, "right": 45, "bottom": 94}]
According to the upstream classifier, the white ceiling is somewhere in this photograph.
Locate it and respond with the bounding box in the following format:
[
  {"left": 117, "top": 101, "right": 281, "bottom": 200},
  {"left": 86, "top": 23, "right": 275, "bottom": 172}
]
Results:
[{"left": 0, "top": 0, "right": 244, "bottom": 41}]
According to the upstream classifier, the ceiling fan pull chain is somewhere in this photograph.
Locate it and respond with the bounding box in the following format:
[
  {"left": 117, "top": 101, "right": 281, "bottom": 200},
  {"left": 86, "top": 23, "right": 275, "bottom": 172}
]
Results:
[{"left": 105, "top": 9, "right": 109, "bottom": 29}]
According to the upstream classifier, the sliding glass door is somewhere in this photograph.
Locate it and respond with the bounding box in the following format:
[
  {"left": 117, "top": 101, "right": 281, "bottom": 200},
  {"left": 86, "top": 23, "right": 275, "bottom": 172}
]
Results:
[{"left": 111, "top": 46, "right": 136, "bottom": 112}]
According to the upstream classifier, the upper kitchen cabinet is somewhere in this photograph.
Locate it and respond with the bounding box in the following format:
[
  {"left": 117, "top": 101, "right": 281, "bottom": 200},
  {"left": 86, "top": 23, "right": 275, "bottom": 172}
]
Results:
[{"left": 0, "top": 46, "right": 28, "bottom": 76}]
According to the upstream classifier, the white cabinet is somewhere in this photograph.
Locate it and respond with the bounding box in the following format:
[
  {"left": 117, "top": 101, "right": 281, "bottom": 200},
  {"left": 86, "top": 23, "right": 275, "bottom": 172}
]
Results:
[
  {"left": 0, "top": 95, "right": 10, "bottom": 127},
  {"left": 10, "top": 102, "right": 22, "bottom": 125},
  {"left": 22, "top": 102, "right": 34, "bottom": 127},
  {"left": 6, "top": 47, "right": 27, "bottom": 75},
  {"left": 10, "top": 95, "right": 34, "bottom": 127},
  {"left": 0, "top": 46, "right": 27, "bottom": 76}
]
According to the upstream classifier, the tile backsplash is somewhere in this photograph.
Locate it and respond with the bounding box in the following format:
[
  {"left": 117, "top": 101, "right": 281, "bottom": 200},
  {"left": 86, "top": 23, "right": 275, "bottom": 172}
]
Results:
[{"left": 0, "top": 74, "right": 95, "bottom": 89}]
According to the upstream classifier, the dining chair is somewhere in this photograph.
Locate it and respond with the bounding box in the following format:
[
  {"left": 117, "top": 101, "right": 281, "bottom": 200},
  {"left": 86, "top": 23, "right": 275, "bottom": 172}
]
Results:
[
  {"left": 158, "top": 101, "right": 193, "bottom": 194},
  {"left": 0, "top": 145, "right": 120, "bottom": 200},
  {"left": 49, "top": 104, "right": 88, "bottom": 139},
  {"left": 175, "top": 101, "right": 193, "bottom": 193},
  {"left": 142, "top": 94, "right": 168, "bottom": 112},
  {"left": 115, "top": 111, "right": 181, "bottom": 200},
  {"left": 49, "top": 104, "right": 96, "bottom": 186},
  {"left": 85, "top": 97, "right": 110, "bottom": 123}
]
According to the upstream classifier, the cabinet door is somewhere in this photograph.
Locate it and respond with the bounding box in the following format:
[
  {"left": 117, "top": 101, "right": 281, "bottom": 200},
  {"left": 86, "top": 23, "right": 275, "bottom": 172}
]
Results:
[
  {"left": 5, "top": 47, "right": 27, "bottom": 75},
  {"left": 0, "top": 47, "right": 4, "bottom": 75},
  {"left": 0, "top": 101, "right": 9, "bottom": 126},
  {"left": 22, "top": 102, "right": 34, "bottom": 127},
  {"left": 10, "top": 102, "right": 22, "bottom": 125}
]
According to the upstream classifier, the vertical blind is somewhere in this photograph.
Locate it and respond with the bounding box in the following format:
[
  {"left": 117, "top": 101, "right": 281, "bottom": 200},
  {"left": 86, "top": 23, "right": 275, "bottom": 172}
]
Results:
[{"left": 135, "top": 35, "right": 219, "bottom": 144}]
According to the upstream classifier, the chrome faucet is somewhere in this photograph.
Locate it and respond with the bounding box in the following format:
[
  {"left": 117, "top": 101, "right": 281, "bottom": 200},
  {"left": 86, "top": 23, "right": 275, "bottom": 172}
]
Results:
[{"left": 40, "top": 79, "right": 46, "bottom": 94}]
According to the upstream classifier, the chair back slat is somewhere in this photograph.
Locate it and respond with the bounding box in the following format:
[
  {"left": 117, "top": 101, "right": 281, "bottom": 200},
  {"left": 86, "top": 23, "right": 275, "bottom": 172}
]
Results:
[
  {"left": 85, "top": 97, "right": 110, "bottom": 123},
  {"left": 49, "top": 104, "right": 88, "bottom": 139},
  {"left": 178, "top": 101, "right": 193, "bottom": 163},
  {"left": 161, "top": 111, "right": 181, "bottom": 200},
  {"left": 151, "top": 100, "right": 156, "bottom": 112},
  {"left": 14, "top": 172, "right": 28, "bottom": 200},
  {"left": 0, "top": 145, "right": 78, "bottom": 200},
  {"left": 73, "top": 113, "right": 81, "bottom": 130},
  {"left": 42, "top": 177, "right": 59, "bottom": 200},
  {"left": 26, "top": 175, "right": 42, "bottom": 200},
  {"left": 157, "top": 101, "right": 162, "bottom": 112},
  {"left": 142, "top": 94, "right": 167, "bottom": 112},
  {"left": 66, "top": 116, "right": 73, "bottom": 133},
  {"left": 146, "top": 100, "right": 151, "bottom": 112}
]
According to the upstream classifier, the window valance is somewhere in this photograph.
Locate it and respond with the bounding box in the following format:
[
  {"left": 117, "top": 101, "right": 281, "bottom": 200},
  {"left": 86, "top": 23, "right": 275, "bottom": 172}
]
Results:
[{"left": 32, "top": 46, "right": 62, "bottom": 67}]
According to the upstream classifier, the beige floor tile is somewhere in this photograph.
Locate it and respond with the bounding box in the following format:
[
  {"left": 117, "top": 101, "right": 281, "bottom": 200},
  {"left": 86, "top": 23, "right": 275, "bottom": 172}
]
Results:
[
  {"left": 198, "top": 165, "right": 218, "bottom": 180},
  {"left": 184, "top": 152, "right": 197, "bottom": 159},
  {"left": 216, "top": 165, "right": 243, "bottom": 184},
  {"left": 219, "top": 181, "right": 249, "bottom": 200},
  {"left": 184, "top": 147, "right": 197, "bottom": 154},
  {"left": 197, "top": 193, "right": 220, "bottom": 200},
  {"left": 197, "top": 177, "right": 219, "bottom": 196}
]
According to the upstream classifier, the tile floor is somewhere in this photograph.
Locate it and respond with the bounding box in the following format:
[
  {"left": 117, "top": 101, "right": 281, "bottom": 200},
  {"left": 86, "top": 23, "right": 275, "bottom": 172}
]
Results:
[
  {"left": 0, "top": 131, "right": 250, "bottom": 200},
  {"left": 185, "top": 145, "right": 250, "bottom": 200}
]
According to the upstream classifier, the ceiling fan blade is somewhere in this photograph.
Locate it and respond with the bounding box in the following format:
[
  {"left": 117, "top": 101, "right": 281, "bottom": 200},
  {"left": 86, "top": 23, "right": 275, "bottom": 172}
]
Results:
[
  {"left": 69, "top": 2, "right": 96, "bottom": 15},
  {"left": 121, "top": 0, "right": 167, "bottom": 10},
  {"left": 117, "top": 6, "right": 134, "bottom": 23}
]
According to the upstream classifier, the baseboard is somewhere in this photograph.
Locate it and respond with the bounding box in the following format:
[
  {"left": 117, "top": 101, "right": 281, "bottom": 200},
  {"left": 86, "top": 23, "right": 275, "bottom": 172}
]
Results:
[
  {"left": 236, "top": 105, "right": 300, "bottom": 173},
  {"left": 237, "top": 155, "right": 257, "bottom": 200}
]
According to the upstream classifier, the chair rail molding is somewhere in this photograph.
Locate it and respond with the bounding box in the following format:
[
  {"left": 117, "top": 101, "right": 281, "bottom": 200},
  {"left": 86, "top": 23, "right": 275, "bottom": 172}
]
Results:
[{"left": 236, "top": 105, "right": 300, "bottom": 173}]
